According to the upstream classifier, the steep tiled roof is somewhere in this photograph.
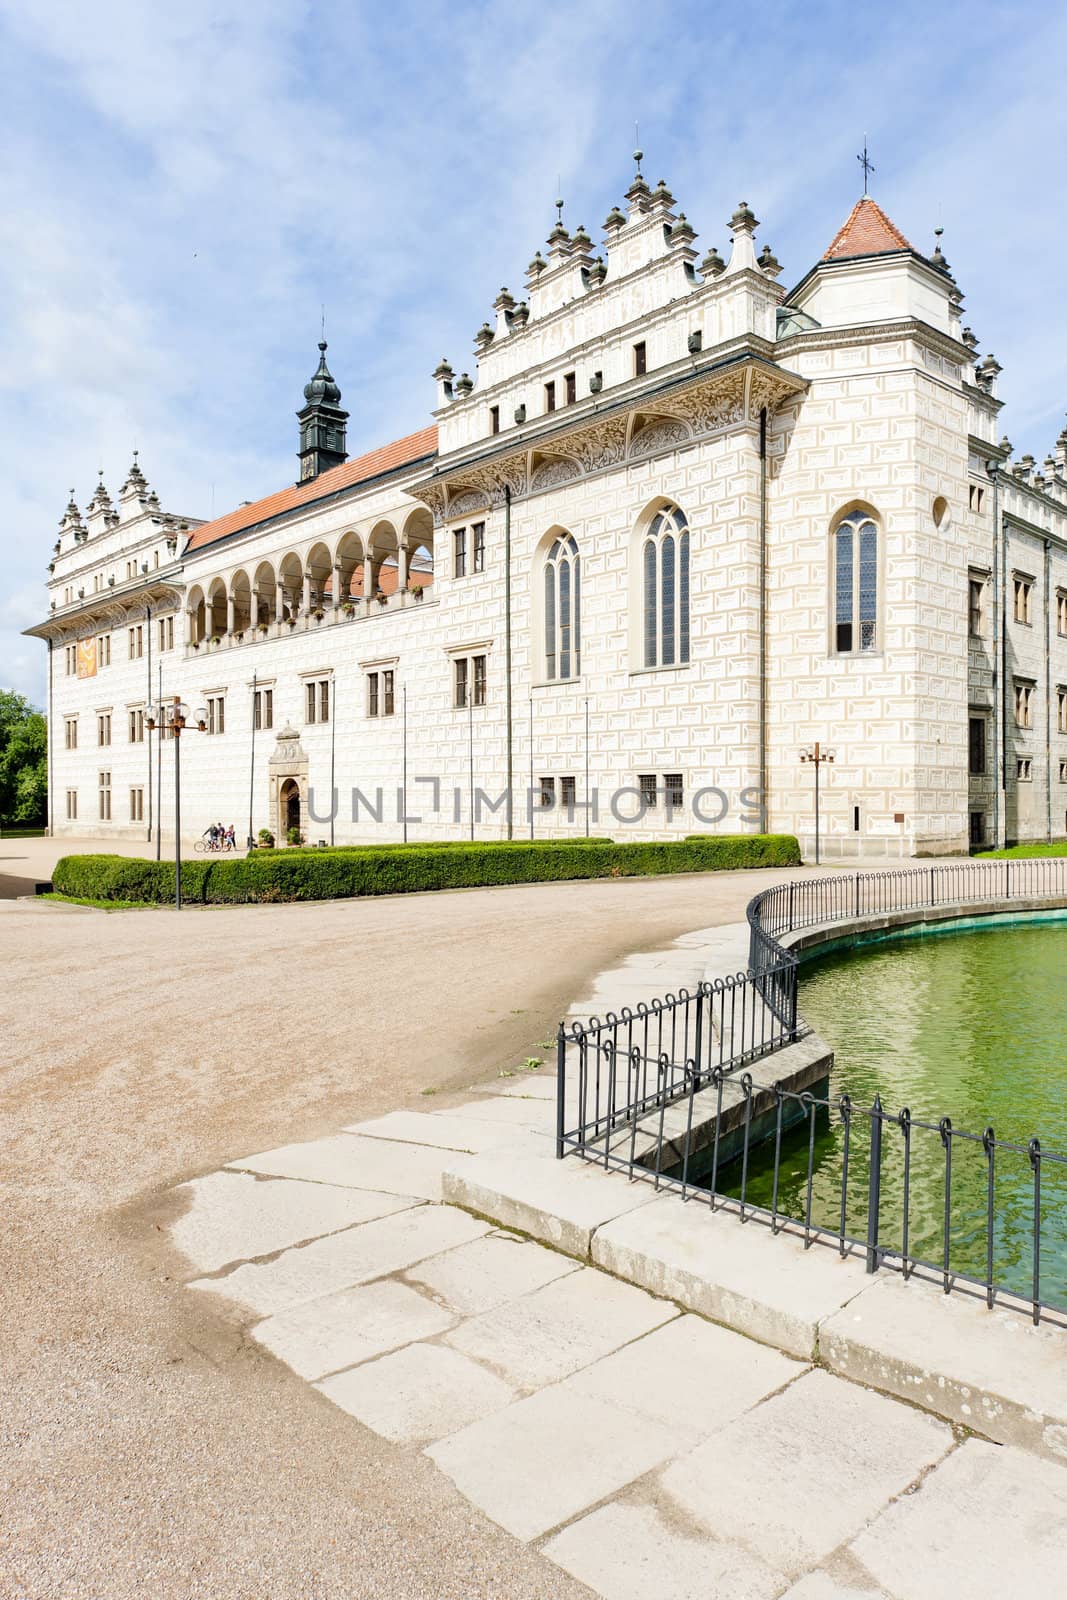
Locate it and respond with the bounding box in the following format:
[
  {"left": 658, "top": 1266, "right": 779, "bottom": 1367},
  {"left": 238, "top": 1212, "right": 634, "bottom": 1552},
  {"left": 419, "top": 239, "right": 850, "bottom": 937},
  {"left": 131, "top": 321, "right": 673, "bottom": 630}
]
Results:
[
  {"left": 822, "top": 196, "right": 912, "bottom": 261},
  {"left": 184, "top": 423, "right": 438, "bottom": 552}
]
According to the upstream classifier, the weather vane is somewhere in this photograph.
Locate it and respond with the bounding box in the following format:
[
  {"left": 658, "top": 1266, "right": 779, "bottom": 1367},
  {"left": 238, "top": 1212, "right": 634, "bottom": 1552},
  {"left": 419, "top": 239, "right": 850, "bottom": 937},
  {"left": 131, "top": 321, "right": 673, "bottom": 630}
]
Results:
[{"left": 857, "top": 135, "right": 875, "bottom": 195}]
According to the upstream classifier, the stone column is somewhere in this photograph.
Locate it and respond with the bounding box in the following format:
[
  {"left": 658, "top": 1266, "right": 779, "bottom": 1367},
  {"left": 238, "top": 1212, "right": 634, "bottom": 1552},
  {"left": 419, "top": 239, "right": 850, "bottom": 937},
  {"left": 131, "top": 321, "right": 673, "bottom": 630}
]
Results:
[
  {"left": 227, "top": 592, "right": 235, "bottom": 635},
  {"left": 397, "top": 544, "right": 409, "bottom": 595},
  {"left": 302, "top": 573, "right": 312, "bottom": 614},
  {"left": 332, "top": 563, "right": 342, "bottom": 615},
  {"left": 275, "top": 579, "right": 285, "bottom": 624}
]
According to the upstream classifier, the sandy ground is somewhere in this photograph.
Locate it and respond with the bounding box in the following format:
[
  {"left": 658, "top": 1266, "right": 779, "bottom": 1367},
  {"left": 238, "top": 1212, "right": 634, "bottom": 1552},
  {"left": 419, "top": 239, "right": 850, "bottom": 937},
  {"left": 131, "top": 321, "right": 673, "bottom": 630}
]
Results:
[{"left": 0, "top": 843, "right": 808, "bottom": 1599}]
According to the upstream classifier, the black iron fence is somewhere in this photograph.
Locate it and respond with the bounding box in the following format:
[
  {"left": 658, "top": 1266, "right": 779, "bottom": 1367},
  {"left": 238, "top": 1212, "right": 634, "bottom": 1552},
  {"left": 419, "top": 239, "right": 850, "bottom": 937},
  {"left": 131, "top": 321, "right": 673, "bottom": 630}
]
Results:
[{"left": 557, "top": 859, "right": 1067, "bottom": 1323}]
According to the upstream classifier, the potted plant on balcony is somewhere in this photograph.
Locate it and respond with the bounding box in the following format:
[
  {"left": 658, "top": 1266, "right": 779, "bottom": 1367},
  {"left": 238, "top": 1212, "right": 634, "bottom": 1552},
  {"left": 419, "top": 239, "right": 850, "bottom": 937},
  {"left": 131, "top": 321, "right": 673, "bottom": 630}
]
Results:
[
  {"left": 375, "top": 588, "right": 388, "bottom": 606},
  {"left": 410, "top": 583, "right": 425, "bottom": 601},
  {"left": 342, "top": 601, "right": 356, "bottom": 618}
]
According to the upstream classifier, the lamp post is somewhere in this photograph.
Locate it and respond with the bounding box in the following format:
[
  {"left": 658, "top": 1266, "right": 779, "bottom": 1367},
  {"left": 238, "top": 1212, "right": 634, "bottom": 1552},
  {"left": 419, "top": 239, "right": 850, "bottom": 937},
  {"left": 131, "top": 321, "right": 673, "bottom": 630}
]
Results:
[
  {"left": 799, "top": 741, "right": 835, "bottom": 866},
  {"left": 145, "top": 695, "right": 208, "bottom": 910}
]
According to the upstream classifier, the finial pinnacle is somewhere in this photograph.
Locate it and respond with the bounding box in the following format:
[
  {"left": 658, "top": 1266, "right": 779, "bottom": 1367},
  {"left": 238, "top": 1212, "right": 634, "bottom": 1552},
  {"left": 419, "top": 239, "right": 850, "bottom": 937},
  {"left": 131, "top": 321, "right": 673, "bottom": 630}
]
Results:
[{"left": 857, "top": 135, "right": 875, "bottom": 195}]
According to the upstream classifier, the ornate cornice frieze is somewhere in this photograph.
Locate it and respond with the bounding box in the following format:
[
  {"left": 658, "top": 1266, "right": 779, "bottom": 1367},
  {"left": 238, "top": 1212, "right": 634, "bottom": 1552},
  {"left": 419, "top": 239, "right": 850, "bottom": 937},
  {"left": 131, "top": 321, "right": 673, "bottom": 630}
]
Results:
[{"left": 410, "top": 356, "right": 803, "bottom": 519}]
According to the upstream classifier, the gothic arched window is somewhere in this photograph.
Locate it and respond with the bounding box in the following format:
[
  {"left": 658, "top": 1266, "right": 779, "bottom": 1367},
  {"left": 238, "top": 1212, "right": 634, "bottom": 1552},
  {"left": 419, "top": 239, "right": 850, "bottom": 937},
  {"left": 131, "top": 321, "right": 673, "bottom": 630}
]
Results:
[
  {"left": 833, "top": 510, "right": 879, "bottom": 654},
  {"left": 544, "top": 533, "right": 581, "bottom": 680},
  {"left": 642, "top": 505, "right": 690, "bottom": 667}
]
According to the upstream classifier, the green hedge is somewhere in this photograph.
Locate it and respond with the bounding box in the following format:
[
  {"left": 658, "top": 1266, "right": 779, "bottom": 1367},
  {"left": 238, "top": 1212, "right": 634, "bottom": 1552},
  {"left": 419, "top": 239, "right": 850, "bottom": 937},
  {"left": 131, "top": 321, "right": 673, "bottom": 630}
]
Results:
[{"left": 52, "top": 834, "right": 800, "bottom": 906}]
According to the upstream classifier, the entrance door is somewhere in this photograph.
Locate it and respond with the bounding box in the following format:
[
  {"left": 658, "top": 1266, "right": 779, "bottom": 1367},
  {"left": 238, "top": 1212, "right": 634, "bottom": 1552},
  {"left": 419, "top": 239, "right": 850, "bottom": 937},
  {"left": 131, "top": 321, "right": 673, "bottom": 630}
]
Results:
[{"left": 280, "top": 777, "right": 301, "bottom": 839}]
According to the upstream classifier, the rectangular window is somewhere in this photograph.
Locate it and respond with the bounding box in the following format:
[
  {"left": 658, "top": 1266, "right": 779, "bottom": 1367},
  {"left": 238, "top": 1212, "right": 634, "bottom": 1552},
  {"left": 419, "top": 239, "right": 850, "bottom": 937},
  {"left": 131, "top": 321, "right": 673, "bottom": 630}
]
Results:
[
  {"left": 66, "top": 789, "right": 77, "bottom": 820},
  {"left": 98, "top": 771, "right": 112, "bottom": 821},
  {"left": 1059, "top": 689, "right": 1067, "bottom": 735},
  {"left": 664, "top": 773, "right": 684, "bottom": 813},
  {"left": 1015, "top": 681, "right": 1034, "bottom": 729},
  {"left": 454, "top": 657, "right": 469, "bottom": 709},
  {"left": 453, "top": 527, "right": 467, "bottom": 579},
  {"left": 560, "top": 775, "right": 576, "bottom": 810},
  {"left": 969, "top": 811, "right": 985, "bottom": 846},
  {"left": 1060, "top": 761, "right": 1067, "bottom": 784},
  {"left": 128, "top": 708, "right": 144, "bottom": 743},
  {"left": 64, "top": 716, "right": 78, "bottom": 750},
  {"left": 1013, "top": 577, "right": 1033, "bottom": 625},
  {"left": 969, "top": 485, "right": 985, "bottom": 513},
  {"left": 97, "top": 712, "right": 111, "bottom": 747},
  {"left": 968, "top": 578, "right": 984, "bottom": 637},
  {"left": 639, "top": 773, "right": 658, "bottom": 809},
  {"left": 544, "top": 380, "right": 556, "bottom": 413},
  {"left": 539, "top": 776, "right": 555, "bottom": 810},
  {"left": 472, "top": 654, "right": 487, "bottom": 706},
  {"left": 968, "top": 716, "right": 986, "bottom": 775},
  {"left": 65, "top": 644, "right": 76, "bottom": 675},
  {"left": 489, "top": 404, "right": 500, "bottom": 435},
  {"left": 98, "top": 633, "right": 111, "bottom": 667},
  {"left": 128, "top": 624, "right": 143, "bottom": 659},
  {"left": 1058, "top": 591, "right": 1067, "bottom": 637},
  {"left": 158, "top": 616, "right": 174, "bottom": 652},
  {"left": 368, "top": 673, "right": 380, "bottom": 717},
  {"left": 564, "top": 372, "right": 576, "bottom": 405},
  {"left": 129, "top": 787, "right": 144, "bottom": 822},
  {"left": 1017, "top": 758, "right": 1033, "bottom": 782},
  {"left": 633, "top": 341, "right": 647, "bottom": 377},
  {"left": 305, "top": 679, "right": 329, "bottom": 723},
  {"left": 472, "top": 522, "right": 485, "bottom": 573},
  {"left": 206, "top": 695, "right": 225, "bottom": 735},
  {"left": 253, "top": 688, "right": 273, "bottom": 731},
  {"left": 383, "top": 669, "right": 395, "bottom": 716}
]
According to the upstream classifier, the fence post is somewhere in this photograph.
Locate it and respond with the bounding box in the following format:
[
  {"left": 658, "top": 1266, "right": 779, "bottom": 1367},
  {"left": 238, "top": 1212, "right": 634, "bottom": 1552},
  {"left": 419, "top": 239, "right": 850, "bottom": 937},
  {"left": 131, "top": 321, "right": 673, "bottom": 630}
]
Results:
[
  {"left": 866, "top": 1095, "right": 883, "bottom": 1273},
  {"left": 787, "top": 880, "right": 795, "bottom": 931},
  {"left": 555, "top": 1022, "right": 566, "bottom": 1159},
  {"left": 693, "top": 985, "right": 705, "bottom": 1087}
]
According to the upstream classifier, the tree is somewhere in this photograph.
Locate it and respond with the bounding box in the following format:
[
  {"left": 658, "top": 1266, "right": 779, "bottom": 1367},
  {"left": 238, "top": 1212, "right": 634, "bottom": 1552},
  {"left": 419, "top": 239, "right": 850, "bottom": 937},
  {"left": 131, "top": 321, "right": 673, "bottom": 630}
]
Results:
[{"left": 0, "top": 691, "right": 48, "bottom": 827}]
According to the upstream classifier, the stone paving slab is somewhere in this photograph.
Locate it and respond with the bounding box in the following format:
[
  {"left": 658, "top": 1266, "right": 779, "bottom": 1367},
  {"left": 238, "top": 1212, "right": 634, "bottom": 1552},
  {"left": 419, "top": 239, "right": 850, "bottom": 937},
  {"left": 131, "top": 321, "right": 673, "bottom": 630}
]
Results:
[
  {"left": 779, "top": 1574, "right": 894, "bottom": 1600},
  {"left": 230, "top": 1130, "right": 462, "bottom": 1201},
  {"left": 543, "top": 1498, "right": 783, "bottom": 1600},
  {"left": 819, "top": 1272, "right": 1067, "bottom": 1463},
  {"left": 847, "top": 1437, "right": 1067, "bottom": 1597},
  {"left": 659, "top": 1368, "right": 952, "bottom": 1580},
  {"left": 426, "top": 1386, "right": 679, "bottom": 1542},
  {"left": 343, "top": 1109, "right": 517, "bottom": 1154},
  {"left": 191, "top": 1203, "right": 488, "bottom": 1317},
  {"left": 560, "top": 1313, "right": 805, "bottom": 1441},
  {"left": 448, "top": 1094, "right": 557, "bottom": 1130},
  {"left": 169, "top": 1170, "right": 411, "bottom": 1274},
  {"left": 496, "top": 1075, "right": 557, "bottom": 1100},
  {"left": 441, "top": 1147, "right": 656, "bottom": 1258},
  {"left": 591, "top": 1191, "right": 867, "bottom": 1359},
  {"left": 404, "top": 1228, "right": 580, "bottom": 1316},
  {"left": 444, "top": 1265, "right": 677, "bottom": 1390},
  {"left": 252, "top": 1278, "right": 456, "bottom": 1381},
  {"left": 316, "top": 1341, "right": 516, "bottom": 1444}
]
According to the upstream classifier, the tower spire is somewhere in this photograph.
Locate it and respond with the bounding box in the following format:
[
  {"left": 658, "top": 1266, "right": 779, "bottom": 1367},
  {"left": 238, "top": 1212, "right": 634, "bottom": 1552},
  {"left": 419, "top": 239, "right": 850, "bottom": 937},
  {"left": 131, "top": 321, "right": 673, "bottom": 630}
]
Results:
[{"left": 296, "top": 337, "right": 349, "bottom": 484}]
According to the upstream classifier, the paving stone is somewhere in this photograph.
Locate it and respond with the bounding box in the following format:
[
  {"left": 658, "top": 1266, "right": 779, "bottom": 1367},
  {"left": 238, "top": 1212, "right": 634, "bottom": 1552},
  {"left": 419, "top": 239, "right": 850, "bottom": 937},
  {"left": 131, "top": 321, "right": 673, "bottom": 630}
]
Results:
[
  {"left": 561, "top": 1313, "right": 804, "bottom": 1443},
  {"left": 229, "top": 1131, "right": 458, "bottom": 1201},
  {"left": 451, "top": 1094, "right": 556, "bottom": 1130},
  {"left": 191, "top": 1204, "right": 488, "bottom": 1317},
  {"left": 405, "top": 1228, "right": 580, "bottom": 1316},
  {"left": 445, "top": 1265, "right": 677, "bottom": 1389},
  {"left": 848, "top": 1438, "right": 1067, "bottom": 1597},
  {"left": 343, "top": 1110, "right": 514, "bottom": 1154},
  {"left": 317, "top": 1341, "right": 515, "bottom": 1443},
  {"left": 592, "top": 1190, "right": 867, "bottom": 1359},
  {"left": 820, "top": 1272, "right": 1067, "bottom": 1462},
  {"left": 169, "top": 1170, "right": 409, "bottom": 1274},
  {"left": 252, "top": 1278, "right": 455, "bottom": 1381},
  {"left": 495, "top": 1076, "right": 558, "bottom": 1100},
  {"left": 659, "top": 1368, "right": 952, "bottom": 1577},
  {"left": 441, "top": 1146, "right": 656, "bottom": 1258},
  {"left": 543, "top": 1499, "right": 784, "bottom": 1600},
  {"left": 778, "top": 1572, "right": 894, "bottom": 1600},
  {"left": 425, "top": 1386, "right": 678, "bottom": 1542}
]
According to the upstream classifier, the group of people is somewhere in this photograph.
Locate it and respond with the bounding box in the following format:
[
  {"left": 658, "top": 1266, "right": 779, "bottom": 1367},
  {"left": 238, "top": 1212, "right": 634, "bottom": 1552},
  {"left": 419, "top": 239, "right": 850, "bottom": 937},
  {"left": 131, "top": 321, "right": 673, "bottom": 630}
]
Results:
[{"left": 203, "top": 823, "right": 237, "bottom": 851}]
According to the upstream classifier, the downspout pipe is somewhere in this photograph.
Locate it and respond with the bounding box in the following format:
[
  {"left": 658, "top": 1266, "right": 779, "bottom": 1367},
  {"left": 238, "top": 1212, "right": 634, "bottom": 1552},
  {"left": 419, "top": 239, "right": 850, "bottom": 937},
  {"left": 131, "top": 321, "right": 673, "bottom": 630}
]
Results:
[
  {"left": 46, "top": 638, "right": 54, "bottom": 837},
  {"left": 1045, "top": 537, "right": 1053, "bottom": 844},
  {"left": 504, "top": 485, "right": 514, "bottom": 840},
  {"left": 987, "top": 461, "right": 1004, "bottom": 849},
  {"left": 758, "top": 407, "right": 768, "bottom": 831}
]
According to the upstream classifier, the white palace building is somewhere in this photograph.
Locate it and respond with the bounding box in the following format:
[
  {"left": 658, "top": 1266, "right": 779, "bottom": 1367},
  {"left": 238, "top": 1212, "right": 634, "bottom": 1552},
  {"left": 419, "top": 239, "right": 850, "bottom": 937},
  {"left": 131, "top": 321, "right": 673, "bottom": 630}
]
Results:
[{"left": 28, "top": 161, "right": 1067, "bottom": 857}]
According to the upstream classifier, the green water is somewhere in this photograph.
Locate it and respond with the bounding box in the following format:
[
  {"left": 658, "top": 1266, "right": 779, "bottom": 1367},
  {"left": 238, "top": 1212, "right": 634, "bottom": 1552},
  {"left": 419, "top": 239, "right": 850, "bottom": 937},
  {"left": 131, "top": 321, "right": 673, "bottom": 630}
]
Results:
[{"left": 722, "top": 920, "right": 1067, "bottom": 1305}]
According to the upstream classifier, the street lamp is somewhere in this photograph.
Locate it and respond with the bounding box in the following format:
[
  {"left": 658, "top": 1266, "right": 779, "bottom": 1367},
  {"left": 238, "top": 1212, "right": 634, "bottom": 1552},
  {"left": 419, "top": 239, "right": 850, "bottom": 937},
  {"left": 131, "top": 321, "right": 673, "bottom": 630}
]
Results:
[
  {"left": 145, "top": 696, "right": 208, "bottom": 910},
  {"left": 799, "top": 742, "right": 836, "bottom": 866}
]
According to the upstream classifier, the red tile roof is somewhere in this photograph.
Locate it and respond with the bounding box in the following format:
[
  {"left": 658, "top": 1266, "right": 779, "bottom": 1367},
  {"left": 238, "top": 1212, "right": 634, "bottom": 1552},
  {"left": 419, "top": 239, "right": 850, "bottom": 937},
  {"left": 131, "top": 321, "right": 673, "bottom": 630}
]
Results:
[
  {"left": 822, "top": 196, "right": 912, "bottom": 262},
  {"left": 184, "top": 423, "right": 438, "bottom": 552}
]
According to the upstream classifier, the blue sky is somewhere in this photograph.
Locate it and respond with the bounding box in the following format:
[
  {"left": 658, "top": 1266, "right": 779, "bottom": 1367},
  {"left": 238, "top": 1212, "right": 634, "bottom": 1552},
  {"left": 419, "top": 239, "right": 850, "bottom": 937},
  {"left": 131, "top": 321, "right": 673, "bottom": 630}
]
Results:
[{"left": 3, "top": 0, "right": 1066, "bottom": 703}]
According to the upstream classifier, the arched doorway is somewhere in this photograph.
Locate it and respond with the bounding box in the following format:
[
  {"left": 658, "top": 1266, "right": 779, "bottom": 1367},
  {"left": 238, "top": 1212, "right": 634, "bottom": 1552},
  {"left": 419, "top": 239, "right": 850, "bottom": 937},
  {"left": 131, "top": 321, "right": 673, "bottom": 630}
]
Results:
[{"left": 280, "top": 777, "right": 301, "bottom": 839}]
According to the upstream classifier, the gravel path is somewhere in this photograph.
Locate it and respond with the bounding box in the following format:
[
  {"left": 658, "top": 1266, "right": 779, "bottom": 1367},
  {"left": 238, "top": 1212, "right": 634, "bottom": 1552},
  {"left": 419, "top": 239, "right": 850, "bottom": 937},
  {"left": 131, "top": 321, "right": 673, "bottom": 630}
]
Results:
[{"left": 1, "top": 860, "right": 796, "bottom": 1598}]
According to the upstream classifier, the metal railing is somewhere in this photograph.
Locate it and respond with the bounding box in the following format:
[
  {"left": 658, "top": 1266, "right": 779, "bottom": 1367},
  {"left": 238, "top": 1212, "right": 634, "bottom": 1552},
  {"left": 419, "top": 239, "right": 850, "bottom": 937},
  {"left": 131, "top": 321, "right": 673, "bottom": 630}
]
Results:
[
  {"left": 557, "top": 859, "right": 1067, "bottom": 1323},
  {"left": 748, "top": 857, "right": 1067, "bottom": 970}
]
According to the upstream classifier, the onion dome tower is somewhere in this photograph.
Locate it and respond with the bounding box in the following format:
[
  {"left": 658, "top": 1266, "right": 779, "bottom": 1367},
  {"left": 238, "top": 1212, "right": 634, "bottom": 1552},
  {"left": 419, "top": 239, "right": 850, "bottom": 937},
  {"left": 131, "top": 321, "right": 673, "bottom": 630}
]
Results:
[{"left": 297, "top": 340, "right": 349, "bottom": 484}]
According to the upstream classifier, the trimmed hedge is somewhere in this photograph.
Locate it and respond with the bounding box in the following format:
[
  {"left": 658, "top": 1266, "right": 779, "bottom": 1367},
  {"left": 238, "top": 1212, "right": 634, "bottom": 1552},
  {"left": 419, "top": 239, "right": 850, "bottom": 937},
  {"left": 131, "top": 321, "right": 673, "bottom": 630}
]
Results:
[{"left": 52, "top": 833, "right": 800, "bottom": 906}]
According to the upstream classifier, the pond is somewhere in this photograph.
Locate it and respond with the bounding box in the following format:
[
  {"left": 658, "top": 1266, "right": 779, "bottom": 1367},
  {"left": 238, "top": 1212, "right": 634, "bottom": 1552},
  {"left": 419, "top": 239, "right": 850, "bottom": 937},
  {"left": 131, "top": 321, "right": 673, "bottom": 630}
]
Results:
[{"left": 719, "top": 917, "right": 1067, "bottom": 1306}]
